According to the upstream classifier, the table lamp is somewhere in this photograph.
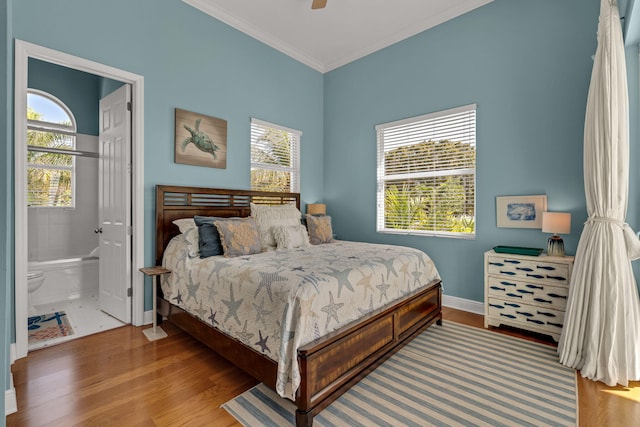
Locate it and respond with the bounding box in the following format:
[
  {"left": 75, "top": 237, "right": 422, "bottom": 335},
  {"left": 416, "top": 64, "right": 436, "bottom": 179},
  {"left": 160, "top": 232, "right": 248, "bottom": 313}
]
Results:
[
  {"left": 542, "top": 212, "right": 571, "bottom": 256},
  {"left": 307, "top": 203, "right": 326, "bottom": 216}
]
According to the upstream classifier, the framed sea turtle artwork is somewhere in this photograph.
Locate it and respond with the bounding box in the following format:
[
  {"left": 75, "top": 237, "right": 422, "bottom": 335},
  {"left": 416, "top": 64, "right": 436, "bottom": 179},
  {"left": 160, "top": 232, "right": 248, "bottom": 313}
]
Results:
[{"left": 175, "top": 108, "right": 227, "bottom": 168}]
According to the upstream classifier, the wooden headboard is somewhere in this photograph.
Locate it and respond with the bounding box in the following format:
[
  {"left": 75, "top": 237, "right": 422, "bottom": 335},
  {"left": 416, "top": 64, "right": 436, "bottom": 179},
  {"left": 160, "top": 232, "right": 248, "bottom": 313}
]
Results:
[{"left": 155, "top": 185, "right": 300, "bottom": 265}]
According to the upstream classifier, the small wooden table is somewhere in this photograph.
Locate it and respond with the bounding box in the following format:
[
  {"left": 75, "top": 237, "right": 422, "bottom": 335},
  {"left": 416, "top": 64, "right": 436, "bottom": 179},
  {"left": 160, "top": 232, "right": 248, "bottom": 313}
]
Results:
[{"left": 139, "top": 266, "right": 171, "bottom": 341}]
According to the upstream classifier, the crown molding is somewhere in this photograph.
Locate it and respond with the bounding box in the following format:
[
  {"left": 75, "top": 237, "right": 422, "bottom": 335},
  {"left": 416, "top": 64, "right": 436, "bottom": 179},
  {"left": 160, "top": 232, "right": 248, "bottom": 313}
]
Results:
[
  {"left": 183, "top": 0, "right": 326, "bottom": 72},
  {"left": 324, "top": 0, "right": 494, "bottom": 72},
  {"left": 183, "top": 0, "right": 493, "bottom": 73}
]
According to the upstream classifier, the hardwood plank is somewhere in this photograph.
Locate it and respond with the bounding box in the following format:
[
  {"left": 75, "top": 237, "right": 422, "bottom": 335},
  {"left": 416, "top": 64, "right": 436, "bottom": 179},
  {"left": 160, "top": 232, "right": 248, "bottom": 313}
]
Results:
[{"left": 7, "top": 309, "right": 640, "bottom": 426}]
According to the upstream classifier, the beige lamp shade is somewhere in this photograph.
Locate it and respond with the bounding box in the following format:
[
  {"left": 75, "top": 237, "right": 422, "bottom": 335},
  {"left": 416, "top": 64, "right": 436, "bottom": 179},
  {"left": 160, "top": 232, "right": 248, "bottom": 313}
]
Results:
[
  {"left": 307, "top": 203, "right": 326, "bottom": 215},
  {"left": 542, "top": 212, "right": 571, "bottom": 235}
]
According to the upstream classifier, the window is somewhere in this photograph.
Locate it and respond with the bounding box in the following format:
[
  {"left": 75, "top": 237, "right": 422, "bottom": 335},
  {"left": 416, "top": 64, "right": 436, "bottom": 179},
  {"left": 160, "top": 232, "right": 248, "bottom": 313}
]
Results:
[
  {"left": 250, "top": 118, "right": 301, "bottom": 193},
  {"left": 376, "top": 104, "right": 476, "bottom": 238},
  {"left": 27, "top": 90, "right": 77, "bottom": 207}
]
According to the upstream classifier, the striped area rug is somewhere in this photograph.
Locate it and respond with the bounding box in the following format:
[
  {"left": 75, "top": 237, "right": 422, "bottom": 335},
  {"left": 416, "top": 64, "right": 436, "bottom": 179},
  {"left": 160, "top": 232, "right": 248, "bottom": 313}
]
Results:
[{"left": 222, "top": 321, "right": 577, "bottom": 426}]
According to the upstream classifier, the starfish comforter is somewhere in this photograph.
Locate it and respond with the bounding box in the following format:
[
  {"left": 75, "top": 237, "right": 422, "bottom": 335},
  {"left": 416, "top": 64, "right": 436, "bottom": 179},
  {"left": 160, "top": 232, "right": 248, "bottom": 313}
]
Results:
[{"left": 161, "top": 236, "right": 440, "bottom": 399}]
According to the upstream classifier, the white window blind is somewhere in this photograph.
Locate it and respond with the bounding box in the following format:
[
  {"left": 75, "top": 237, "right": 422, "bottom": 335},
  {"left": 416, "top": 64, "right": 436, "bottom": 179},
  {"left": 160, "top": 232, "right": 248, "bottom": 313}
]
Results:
[
  {"left": 251, "top": 118, "right": 301, "bottom": 193},
  {"left": 27, "top": 90, "right": 77, "bottom": 208},
  {"left": 376, "top": 104, "right": 476, "bottom": 238}
]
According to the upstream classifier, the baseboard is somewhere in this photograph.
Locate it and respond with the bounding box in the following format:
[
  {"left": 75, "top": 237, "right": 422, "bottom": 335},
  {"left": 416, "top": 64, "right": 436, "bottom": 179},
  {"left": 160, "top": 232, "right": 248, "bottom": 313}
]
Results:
[
  {"left": 10, "top": 343, "right": 17, "bottom": 364},
  {"left": 442, "top": 294, "right": 484, "bottom": 315},
  {"left": 5, "top": 373, "right": 17, "bottom": 416},
  {"left": 143, "top": 309, "right": 153, "bottom": 326}
]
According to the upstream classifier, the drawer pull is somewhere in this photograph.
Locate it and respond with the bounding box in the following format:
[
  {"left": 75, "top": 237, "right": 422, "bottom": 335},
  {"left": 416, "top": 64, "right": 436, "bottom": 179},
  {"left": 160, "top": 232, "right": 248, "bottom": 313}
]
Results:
[
  {"left": 525, "top": 284, "right": 543, "bottom": 289},
  {"left": 526, "top": 274, "right": 545, "bottom": 279},
  {"left": 489, "top": 262, "right": 504, "bottom": 266},
  {"left": 526, "top": 318, "right": 545, "bottom": 325},
  {"left": 516, "top": 289, "right": 534, "bottom": 295},
  {"left": 534, "top": 297, "right": 552, "bottom": 304},
  {"left": 547, "top": 322, "right": 563, "bottom": 328},
  {"left": 548, "top": 293, "right": 567, "bottom": 299},
  {"left": 516, "top": 311, "right": 534, "bottom": 317},
  {"left": 489, "top": 303, "right": 504, "bottom": 309},
  {"left": 503, "top": 260, "right": 521, "bottom": 264},
  {"left": 500, "top": 271, "right": 516, "bottom": 276},
  {"left": 536, "top": 265, "right": 556, "bottom": 271},
  {"left": 500, "top": 313, "right": 517, "bottom": 319},
  {"left": 516, "top": 267, "right": 534, "bottom": 272},
  {"left": 490, "top": 286, "right": 506, "bottom": 291},
  {"left": 506, "top": 293, "right": 523, "bottom": 298},
  {"left": 500, "top": 281, "right": 517, "bottom": 287},
  {"left": 546, "top": 275, "right": 567, "bottom": 281},
  {"left": 537, "top": 311, "right": 556, "bottom": 318},
  {"left": 504, "top": 302, "right": 521, "bottom": 307}
]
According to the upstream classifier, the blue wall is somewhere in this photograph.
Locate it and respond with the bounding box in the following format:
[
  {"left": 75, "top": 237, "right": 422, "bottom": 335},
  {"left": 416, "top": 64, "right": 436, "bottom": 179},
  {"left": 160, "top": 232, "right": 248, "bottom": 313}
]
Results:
[
  {"left": 28, "top": 58, "right": 101, "bottom": 136},
  {"left": 323, "top": 0, "right": 601, "bottom": 302},
  {"left": 10, "top": 0, "right": 325, "bottom": 316}
]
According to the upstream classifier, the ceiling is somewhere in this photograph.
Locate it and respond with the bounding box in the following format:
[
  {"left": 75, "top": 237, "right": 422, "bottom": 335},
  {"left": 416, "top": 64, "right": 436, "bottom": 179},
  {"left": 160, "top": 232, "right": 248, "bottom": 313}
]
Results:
[{"left": 183, "top": 0, "right": 494, "bottom": 73}]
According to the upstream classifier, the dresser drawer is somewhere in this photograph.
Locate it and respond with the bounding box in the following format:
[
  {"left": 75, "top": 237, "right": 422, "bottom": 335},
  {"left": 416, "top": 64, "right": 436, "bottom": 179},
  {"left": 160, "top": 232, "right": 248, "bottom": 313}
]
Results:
[
  {"left": 487, "top": 255, "right": 569, "bottom": 285},
  {"left": 488, "top": 298, "right": 565, "bottom": 331},
  {"left": 486, "top": 276, "right": 568, "bottom": 309}
]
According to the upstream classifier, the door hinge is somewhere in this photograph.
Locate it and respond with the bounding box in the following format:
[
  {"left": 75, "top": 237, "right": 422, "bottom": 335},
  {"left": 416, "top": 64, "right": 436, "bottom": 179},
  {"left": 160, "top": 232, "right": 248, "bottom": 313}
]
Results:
[
  {"left": 127, "top": 101, "right": 132, "bottom": 111},
  {"left": 127, "top": 288, "right": 132, "bottom": 297},
  {"left": 127, "top": 225, "right": 133, "bottom": 236},
  {"left": 127, "top": 163, "right": 132, "bottom": 174}
]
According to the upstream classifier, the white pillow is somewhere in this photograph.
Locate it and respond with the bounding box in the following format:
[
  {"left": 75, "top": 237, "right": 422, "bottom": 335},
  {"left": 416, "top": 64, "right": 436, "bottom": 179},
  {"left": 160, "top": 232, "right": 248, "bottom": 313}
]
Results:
[
  {"left": 172, "top": 218, "right": 196, "bottom": 233},
  {"left": 172, "top": 218, "right": 199, "bottom": 258},
  {"left": 250, "top": 203, "right": 302, "bottom": 248},
  {"left": 272, "top": 225, "right": 310, "bottom": 250}
]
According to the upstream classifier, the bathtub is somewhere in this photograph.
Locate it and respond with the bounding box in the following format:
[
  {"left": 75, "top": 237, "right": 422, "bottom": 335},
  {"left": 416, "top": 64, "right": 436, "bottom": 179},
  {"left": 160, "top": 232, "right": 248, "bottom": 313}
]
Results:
[{"left": 27, "top": 255, "right": 99, "bottom": 306}]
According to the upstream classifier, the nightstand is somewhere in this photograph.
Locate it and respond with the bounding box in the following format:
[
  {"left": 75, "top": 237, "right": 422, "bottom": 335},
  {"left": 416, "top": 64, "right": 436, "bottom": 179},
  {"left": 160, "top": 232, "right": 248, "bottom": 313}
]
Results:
[
  {"left": 484, "top": 250, "right": 574, "bottom": 342},
  {"left": 139, "top": 266, "right": 170, "bottom": 341}
]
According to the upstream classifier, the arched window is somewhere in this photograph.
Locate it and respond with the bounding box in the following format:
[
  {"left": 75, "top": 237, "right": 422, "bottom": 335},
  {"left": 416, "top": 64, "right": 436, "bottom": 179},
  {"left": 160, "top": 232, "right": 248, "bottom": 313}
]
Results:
[{"left": 27, "top": 89, "right": 77, "bottom": 207}]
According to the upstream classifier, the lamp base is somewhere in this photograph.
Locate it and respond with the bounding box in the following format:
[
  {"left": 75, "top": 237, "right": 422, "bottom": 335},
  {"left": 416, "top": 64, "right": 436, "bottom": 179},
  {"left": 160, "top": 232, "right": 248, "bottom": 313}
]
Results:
[{"left": 547, "top": 235, "right": 565, "bottom": 257}]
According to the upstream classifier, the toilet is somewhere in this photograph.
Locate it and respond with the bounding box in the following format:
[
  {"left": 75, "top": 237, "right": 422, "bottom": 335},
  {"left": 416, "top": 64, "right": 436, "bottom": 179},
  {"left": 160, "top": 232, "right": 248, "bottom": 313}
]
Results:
[{"left": 27, "top": 271, "right": 45, "bottom": 313}]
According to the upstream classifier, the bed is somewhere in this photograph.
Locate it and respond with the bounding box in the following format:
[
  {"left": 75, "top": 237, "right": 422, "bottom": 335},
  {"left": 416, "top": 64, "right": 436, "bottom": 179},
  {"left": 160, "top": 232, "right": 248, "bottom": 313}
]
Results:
[{"left": 155, "top": 185, "right": 443, "bottom": 426}]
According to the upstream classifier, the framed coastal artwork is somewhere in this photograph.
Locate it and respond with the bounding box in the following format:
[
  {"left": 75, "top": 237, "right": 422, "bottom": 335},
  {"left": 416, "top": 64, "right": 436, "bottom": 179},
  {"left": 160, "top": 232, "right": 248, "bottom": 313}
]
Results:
[
  {"left": 175, "top": 108, "right": 227, "bottom": 169},
  {"left": 496, "top": 195, "right": 547, "bottom": 229}
]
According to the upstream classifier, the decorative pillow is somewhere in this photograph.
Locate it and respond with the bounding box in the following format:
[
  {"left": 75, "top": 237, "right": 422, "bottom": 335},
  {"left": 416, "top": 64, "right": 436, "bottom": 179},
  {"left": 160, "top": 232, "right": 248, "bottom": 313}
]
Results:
[
  {"left": 272, "top": 224, "right": 311, "bottom": 250},
  {"left": 194, "top": 216, "right": 226, "bottom": 258},
  {"left": 172, "top": 218, "right": 199, "bottom": 258},
  {"left": 305, "top": 215, "right": 333, "bottom": 245},
  {"left": 214, "top": 217, "right": 262, "bottom": 257},
  {"left": 250, "top": 203, "right": 302, "bottom": 248}
]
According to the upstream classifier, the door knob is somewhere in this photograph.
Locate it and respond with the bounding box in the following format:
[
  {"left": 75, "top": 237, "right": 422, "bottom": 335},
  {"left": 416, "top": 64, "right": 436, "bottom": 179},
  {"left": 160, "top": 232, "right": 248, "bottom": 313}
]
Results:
[{"left": 94, "top": 227, "right": 103, "bottom": 234}]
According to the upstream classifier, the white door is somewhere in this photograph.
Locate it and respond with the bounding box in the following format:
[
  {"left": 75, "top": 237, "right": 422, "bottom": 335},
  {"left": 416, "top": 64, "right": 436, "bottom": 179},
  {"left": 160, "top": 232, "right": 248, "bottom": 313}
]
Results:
[{"left": 98, "top": 84, "right": 132, "bottom": 323}]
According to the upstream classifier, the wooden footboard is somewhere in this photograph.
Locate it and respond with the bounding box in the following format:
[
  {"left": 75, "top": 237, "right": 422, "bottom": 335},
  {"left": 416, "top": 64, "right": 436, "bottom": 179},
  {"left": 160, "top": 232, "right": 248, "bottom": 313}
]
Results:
[
  {"left": 159, "top": 280, "right": 442, "bottom": 427},
  {"left": 294, "top": 281, "right": 442, "bottom": 426}
]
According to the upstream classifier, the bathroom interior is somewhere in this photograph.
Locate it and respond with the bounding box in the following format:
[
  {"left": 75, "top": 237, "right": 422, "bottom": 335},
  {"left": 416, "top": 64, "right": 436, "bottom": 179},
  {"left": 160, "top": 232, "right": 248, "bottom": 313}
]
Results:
[{"left": 26, "top": 58, "right": 126, "bottom": 351}]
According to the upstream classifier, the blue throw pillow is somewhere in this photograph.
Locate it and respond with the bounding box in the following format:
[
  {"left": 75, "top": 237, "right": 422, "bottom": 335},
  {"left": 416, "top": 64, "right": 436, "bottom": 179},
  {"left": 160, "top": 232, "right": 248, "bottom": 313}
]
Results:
[{"left": 194, "top": 215, "right": 225, "bottom": 258}]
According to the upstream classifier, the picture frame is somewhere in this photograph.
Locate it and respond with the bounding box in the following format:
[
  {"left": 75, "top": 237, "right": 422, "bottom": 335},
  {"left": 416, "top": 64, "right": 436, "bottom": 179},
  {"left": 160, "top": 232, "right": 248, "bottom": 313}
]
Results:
[
  {"left": 496, "top": 195, "right": 547, "bottom": 229},
  {"left": 175, "top": 108, "right": 227, "bottom": 169}
]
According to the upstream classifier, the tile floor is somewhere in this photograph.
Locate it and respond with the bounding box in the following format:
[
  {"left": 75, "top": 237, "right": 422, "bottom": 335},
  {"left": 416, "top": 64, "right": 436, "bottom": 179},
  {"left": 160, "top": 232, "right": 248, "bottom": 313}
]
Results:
[{"left": 28, "top": 291, "right": 126, "bottom": 351}]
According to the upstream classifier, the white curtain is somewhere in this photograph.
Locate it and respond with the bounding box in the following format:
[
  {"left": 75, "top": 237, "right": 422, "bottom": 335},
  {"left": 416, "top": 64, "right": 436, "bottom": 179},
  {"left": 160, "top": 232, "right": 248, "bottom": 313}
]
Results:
[{"left": 558, "top": 0, "right": 640, "bottom": 387}]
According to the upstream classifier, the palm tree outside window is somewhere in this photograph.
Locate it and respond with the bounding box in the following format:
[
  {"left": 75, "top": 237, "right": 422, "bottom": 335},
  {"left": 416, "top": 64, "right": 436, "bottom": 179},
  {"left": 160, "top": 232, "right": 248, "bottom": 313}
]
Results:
[
  {"left": 250, "top": 118, "right": 301, "bottom": 193},
  {"left": 26, "top": 89, "right": 77, "bottom": 208}
]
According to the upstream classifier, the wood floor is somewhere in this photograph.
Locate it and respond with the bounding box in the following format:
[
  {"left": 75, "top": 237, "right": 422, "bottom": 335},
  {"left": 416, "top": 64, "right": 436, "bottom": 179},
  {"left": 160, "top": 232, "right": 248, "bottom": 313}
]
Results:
[{"left": 7, "top": 307, "right": 640, "bottom": 426}]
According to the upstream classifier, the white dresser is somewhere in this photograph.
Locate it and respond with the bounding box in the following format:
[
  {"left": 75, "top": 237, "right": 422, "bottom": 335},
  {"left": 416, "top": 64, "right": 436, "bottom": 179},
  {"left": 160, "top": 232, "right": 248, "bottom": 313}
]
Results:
[{"left": 484, "top": 250, "right": 574, "bottom": 342}]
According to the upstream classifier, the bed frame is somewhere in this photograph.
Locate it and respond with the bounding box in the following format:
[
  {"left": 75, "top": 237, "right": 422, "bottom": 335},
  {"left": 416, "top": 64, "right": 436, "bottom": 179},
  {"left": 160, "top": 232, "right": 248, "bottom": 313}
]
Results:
[{"left": 155, "top": 185, "right": 442, "bottom": 426}]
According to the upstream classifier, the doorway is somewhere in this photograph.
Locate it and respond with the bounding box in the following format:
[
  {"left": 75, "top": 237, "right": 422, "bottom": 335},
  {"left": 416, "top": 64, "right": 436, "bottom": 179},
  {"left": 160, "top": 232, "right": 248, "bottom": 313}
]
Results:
[{"left": 14, "top": 40, "right": 146, "bottom": 359}]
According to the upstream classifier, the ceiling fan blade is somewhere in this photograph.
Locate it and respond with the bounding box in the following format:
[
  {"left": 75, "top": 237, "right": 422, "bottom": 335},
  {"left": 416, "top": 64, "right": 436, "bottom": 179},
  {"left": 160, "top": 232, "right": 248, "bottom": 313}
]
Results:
[{"left": 311, "top": 0, "right": 327, "bottom": 9}]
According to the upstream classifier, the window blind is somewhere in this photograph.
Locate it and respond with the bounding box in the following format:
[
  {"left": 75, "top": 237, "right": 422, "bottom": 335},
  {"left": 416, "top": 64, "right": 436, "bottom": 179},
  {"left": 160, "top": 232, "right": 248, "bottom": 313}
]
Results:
[
  {"left": 376, "top": 104, "right": 476, "bottom": 238},
  {"left": 251, "top": 118, "right": 301, "bottom": 193}
]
